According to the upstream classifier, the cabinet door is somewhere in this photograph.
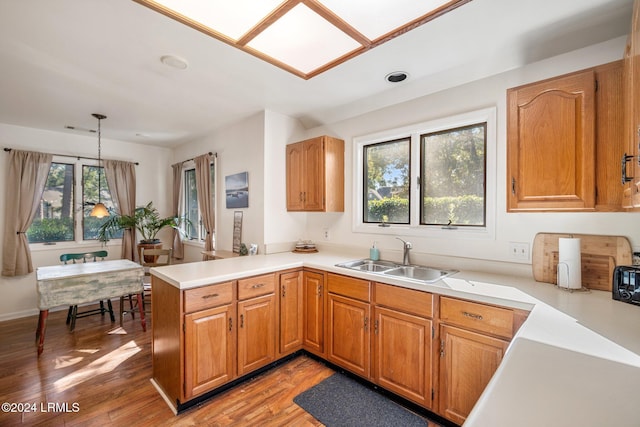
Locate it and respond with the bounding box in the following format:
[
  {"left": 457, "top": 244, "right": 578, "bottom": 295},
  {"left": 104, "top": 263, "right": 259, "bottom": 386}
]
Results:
[
  {"left": 286, "top": 141, "right": 305, "bottom": 211},
  {"left": 623, "top": 37, "right": 635, "bottom": 209},
  {"left": 184, "top": 304, "right": 235, "bottom": 399},
  {"left": 303, "top": 271, "right": 324, "bottom": 354},
  {"left": 593, "top": 61, "right": 624, "bottom": 211},
  {"left": 439, "top": 324, "right": 509, "bottom": 425},
  {"left": 279, "top": 271, "right": 303, "bottom": 355},
  {"left": 237, "top": 293, "right": 276, "bottom": 375},
  {"left": 507, "top": 70, "right": 596, "bottom": 211},
  {"left": 632, "top": 0, "right": 640, "bottom": 206},
  {"left": 373, "top": 307, "right": 432, "bottom": 408},
  {"left": 327, "top": 293, "right": 370, "bottom": 378},
  {"left": 302, "top": 137, "right": 325, "bottom": 211}
]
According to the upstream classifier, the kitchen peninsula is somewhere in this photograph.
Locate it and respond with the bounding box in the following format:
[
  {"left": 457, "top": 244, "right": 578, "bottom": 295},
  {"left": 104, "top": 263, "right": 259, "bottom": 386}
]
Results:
[{"left": 150, "top": 251, "right": 640, "bottom": 427}]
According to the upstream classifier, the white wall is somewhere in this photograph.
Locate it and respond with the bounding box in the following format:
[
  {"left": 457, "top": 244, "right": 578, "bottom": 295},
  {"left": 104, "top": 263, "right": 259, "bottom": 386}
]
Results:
[
  {"left": 301, "top": 36, "right": 640, "bottom": 271},
  {"left": 0, "top": 123, "right": 172, "bottom": 320},
  {"left": 172, "top": 111, "right": 267, "bottom": 257},
  {"left": 263, "top": 110, "right": 308, "bottom": 252}
]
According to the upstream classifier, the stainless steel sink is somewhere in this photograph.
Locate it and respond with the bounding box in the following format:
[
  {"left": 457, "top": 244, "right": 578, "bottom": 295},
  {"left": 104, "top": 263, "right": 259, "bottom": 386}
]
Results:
[
  {"left": 335, "top": 259, "right": 397, "bottom": 272},
  {"left": 335, "top": 259, "right": 457, "bottom": 284},
  {"left": 383, "top": 265, "right": 456, "bottom": 283}
]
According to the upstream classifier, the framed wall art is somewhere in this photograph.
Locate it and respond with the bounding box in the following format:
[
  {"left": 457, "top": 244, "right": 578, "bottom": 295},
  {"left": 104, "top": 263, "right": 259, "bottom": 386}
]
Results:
[{"left": 225, "top": 171, "right": 248, "bottom": 208}]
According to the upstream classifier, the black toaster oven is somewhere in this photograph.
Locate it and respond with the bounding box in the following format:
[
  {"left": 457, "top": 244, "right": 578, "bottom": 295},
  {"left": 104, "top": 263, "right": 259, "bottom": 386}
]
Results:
[{"left": 613, "top": 265, "right": 640, "bottom": 305}]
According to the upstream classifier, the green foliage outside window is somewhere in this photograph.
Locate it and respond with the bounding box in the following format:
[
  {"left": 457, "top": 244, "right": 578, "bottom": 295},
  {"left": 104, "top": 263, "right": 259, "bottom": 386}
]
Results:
[
  {"left": 366, "top": 198, "right": 409, "bottom": 223},
  {"left": 27, "top": 217, "right": 74, "bottom": 243},
  {"left": 422, "top": 195, "right": 484, "bottom": 225},
  {"left": 421, "top": 123, "right": 486, "bottom": 226},
  {"left": 367, "top": 195, "right": 484, "bottom": 225},
  {"left": 364, "top": 138, "right": 410, "bottom": 224}
]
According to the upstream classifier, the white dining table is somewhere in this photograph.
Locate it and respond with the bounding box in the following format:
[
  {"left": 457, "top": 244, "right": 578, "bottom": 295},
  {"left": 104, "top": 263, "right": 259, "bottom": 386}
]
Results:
[{"left": 35, "top": 259, "right": 145, "bottom": 356}]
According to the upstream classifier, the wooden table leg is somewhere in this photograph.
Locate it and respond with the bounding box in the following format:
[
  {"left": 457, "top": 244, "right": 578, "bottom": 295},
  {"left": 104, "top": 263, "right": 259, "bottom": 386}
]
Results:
[
  {"left": 136, "top": 293, "right": 146, "bottom": 332},
  {"left": 36, "top": 310, "right": 48, "bottom": 356}
]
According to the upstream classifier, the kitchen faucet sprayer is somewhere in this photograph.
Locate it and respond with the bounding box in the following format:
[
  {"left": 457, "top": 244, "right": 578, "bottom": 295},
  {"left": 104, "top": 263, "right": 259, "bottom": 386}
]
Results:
[{"left": 396, "top": 237, "right": 412, "bottom": 265}]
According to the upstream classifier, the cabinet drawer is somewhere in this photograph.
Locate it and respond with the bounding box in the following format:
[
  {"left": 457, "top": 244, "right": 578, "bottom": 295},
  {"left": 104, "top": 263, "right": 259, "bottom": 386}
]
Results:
[
  {"left": 374, "top": 283, "right": 433, "bottom": 318},
  {"left": 440, "top": 297, "right": 514, "bottom": 339},
  {"left": 238, "top": 273, "right": 275, "bottom": 300},
  {"left": 184, "top": 281, "right": 233, "bottom": 313},
  {"left": 327, "top": 273, "right": 370, "bottom": 302}
]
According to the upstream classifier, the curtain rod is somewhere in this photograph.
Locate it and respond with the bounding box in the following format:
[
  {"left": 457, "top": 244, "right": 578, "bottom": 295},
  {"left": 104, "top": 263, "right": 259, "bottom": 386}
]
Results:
[
  {"left": 181, "top": 151, "right": 216, "bottom": 164},
  {"left": 3, "top": 147, "right": 139, "bottom": 165}
]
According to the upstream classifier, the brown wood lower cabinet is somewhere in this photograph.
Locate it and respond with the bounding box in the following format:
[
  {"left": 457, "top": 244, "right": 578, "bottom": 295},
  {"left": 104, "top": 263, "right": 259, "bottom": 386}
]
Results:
[
  {"left": 153, "top": 269, "right": 527, "bottom": 420},
  {"left": 437, "top": 296, "right": 519, "bottom": 424},
  {"left": 184, "top": 304, "right": 235, "bottom": 399},
  {"left": 438, "top": 325, "right": 509, "bottom": 425},
  {"left": 302, "top": 270, "right": 324, "bottom": 355},
  {"left": 327, "top": 293, "right": 371, "bottom": 378},
  {"left": 237, "top": 293, "right": 276, "bottom": 375},
  {"left": 326, "top": 273, "right": 372, "bottom": 379},
  {"left": 373, "top": 282, "right": 434, "bottom": 408},
  {"left": 373, "top": 306, "right": 432, "bottom": 408},
  {"left": 278, "top": 270, "right": 303, "bottom": 356}
]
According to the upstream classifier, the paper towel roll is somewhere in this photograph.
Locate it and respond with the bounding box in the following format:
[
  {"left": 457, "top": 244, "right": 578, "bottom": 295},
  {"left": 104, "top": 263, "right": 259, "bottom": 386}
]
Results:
[{"left": 557, "top": 238, "right": 582, "bottom": 289}]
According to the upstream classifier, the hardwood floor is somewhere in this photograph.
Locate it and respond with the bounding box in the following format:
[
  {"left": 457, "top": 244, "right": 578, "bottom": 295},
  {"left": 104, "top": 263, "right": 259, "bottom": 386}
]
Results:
[{"left": 0, "top": 303, "right": 442, "bottom": 426}]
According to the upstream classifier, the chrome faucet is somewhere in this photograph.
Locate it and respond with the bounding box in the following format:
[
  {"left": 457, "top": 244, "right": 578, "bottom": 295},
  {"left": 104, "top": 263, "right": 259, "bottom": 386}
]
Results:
[{"left": 396, "top": 237, "right": 412, "bottom": 265}]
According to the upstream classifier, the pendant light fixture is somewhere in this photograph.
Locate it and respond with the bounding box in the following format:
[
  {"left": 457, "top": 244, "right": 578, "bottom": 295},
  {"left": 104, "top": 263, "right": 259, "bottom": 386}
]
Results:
[{"left": 90, "top": 113, "right": 109, "bottom": 218}]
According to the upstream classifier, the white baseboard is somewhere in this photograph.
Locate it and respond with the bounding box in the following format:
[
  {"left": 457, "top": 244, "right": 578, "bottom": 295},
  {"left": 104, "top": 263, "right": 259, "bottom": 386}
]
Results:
[{"left": 0, "top": 308, "right": 40, "bottom": 322}]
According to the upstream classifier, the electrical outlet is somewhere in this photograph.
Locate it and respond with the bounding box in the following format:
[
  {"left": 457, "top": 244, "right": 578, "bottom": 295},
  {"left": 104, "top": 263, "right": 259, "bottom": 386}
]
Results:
[
  {"left": 322, "top": 228, "right": 330, "bottom": 240},
  {"left": 509, "top": 242, "right": 530, "bottom": 260}
]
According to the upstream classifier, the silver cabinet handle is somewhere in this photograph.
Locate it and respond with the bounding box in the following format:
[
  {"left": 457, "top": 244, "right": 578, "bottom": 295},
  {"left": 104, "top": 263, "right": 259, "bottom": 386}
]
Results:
[
  {"left": 622, "top": 153, "right": 634, "bottom": 185},
  {"left": 202, "top": 293, "right": 219, "bottom": 299},
  {"left": 462, "top": 311, "right": 483, "bottom": 321}
]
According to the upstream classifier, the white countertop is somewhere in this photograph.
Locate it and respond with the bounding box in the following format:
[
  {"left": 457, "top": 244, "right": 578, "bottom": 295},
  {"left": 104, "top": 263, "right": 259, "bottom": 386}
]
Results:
[{"left": 151, "top": 251, "right": 640, "bottom": 426}]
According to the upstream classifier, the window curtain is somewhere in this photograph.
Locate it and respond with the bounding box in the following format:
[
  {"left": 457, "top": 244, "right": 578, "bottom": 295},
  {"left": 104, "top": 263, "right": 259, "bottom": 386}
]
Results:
[
  {"left": 2, "top": 150, "right": 53, "bottom": 276},
  {"left": 194, "top": 153, "right": 215, "bottom": 256},
  {"left": 171, "top": 162, "right": 184, "bottom": 259},
  {"left": 104, "top": 160, "right": 136, "bottom": 261}
]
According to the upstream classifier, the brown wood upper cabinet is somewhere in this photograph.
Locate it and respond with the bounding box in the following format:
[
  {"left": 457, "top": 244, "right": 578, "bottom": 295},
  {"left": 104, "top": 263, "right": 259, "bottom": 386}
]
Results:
[
  {"left": 507, "top": 61, "right": 624, "bottom": 212},
  {"left": 286, "top": 135, "right": 344, "bottom": 212},
  {"left": 623, "top": 0, "right": 640, "bottom": 208}
]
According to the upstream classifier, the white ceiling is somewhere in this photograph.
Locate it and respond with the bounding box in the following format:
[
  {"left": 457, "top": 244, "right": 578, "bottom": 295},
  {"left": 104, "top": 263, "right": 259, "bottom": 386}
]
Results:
[{"left": 0, "top": 0, "right": 633, "bottom": 148}]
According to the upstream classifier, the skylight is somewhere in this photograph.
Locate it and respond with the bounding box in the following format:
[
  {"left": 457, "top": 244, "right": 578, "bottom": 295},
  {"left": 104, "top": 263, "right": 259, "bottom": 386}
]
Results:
[{"left": 133, "top": 0, "right": 471, "bottom": 79}]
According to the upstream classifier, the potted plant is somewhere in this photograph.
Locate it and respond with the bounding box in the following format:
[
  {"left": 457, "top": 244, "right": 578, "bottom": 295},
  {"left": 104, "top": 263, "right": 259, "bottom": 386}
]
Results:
[{"left": 97, "top": 202, "right": 189, "bottom": 259}]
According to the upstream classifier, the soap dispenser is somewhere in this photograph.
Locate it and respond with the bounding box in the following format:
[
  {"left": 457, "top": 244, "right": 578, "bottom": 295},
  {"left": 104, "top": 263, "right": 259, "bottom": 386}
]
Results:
[{"left": 370, "top": 242, "right": 380, "bottom": 261}]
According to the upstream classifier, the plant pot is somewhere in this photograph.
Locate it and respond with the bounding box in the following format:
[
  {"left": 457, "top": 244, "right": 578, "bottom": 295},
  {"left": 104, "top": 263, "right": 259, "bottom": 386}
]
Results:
[{"left": 137, "top": 242, "right": 162, "bottom": 263}]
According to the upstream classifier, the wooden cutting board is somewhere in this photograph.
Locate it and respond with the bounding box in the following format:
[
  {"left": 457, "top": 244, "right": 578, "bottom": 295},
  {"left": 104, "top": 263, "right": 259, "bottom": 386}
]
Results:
[{"left": 532, "top": 233, "right": 632, "bottom": 291}]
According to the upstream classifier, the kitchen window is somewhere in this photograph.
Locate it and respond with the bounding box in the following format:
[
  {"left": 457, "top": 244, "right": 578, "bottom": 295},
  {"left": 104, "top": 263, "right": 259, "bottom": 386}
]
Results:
[
  {"left": 354, "top": 107, "right": 496, "bottom": 240},
  {"left": 182, "top": 162, "right": 215, "bottom": 242},
  {"left": 28, "top": 159, "right": 120, "bottom": 244},
  {"left": 363, "top": 138, "right": 410, "bottom": 225},
  {"left": 420, "top": 123, "right": 486, "bottom": 227}
]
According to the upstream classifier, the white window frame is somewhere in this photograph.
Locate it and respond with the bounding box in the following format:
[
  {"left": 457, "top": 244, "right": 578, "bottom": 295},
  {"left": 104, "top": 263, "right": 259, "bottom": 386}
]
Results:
[
  {"left": 30, "top": 155, "right": 118, "bottom": 250},
  {"left": 180, "top": 159, "right": 217, "bottom": 247},
  {"left": 353, "top": 107, "right": 496, "bottom": 241}
]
